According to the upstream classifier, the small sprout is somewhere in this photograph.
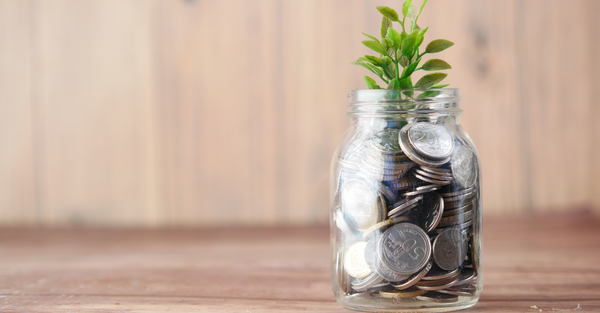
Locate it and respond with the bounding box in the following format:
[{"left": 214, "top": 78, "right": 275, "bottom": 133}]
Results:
[{"left": 352, "top": 0, "right": 454, "bottom": 91}]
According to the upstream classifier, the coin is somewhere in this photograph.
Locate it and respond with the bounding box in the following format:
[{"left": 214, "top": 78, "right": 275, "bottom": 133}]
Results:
[
  {"left": 442, "top": 203, "right": 473, "bottom": 217},
  {"left": 379, "top": 287, "right": 427, "bottom": 299},
  {"left": 388, "top": 202, "right": 419, "bottom": 219},
  {"left": 344, "top": 241, "right": 372, "bottom": 279},
  {"left": 417, "top": 291, "right": 458, "bottom": 303},
  {"left": 403, "top": 185, "right": 440, "bottom": 197},
  {"left": 438, "top": 209, "right": 473, "bottom": 228},
  {"left": 362, "top": 216, "right": 411, "bottom": 240},
  {"left": 415, "top": 168, "right": 453, "bottom": 182},
  {"left": 363, "top": 235, "right": 379, "bottom": 272},
  {"left": 420, "top": 166, "right": 452, "bottom": 176},
  {"left": 388, "top": 196, "right": 423, "bottom": 217},
  {"left": 371, "top": 128, "right": 403, "bottom": 154},
  {"left": 341, "top": 179, "right": 384, "bottom": 231},
  {"left": 399, "top": 124, "right": 451, "bottom": 167},
  {"left": 451, "top": 144, "right": 477, "bottom": 189},
  {"left": 379, "top": 223, "right": 431, "bottom": 275},
  {"left": 407, "top": 123, "right": 454, "bottom": 160},
  {"left": 432, "top": 228, "right": 468, "bottom": 271},
  {"left": 391, "top": 262, "right": 432, "bottom": 290},
  {"left": 416, "top": 192, "right": 444, "bottom": 233},
  {"left": 352, "top": 272, "right": 385, "bottom": 291},
  {"left": 414, "top": 173, "right": 452, "bottom": 185},
  {"left": 373, "top": 254, "right": 411, "bottom": 283},
  {"left": 422, "top": 265, "right": 460, "bottom": 281},
  {"left": 437, "top": 286, "right": 476, "bottom": 296}
]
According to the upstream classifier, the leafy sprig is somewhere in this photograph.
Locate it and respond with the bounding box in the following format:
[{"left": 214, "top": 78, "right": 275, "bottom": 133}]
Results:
[{"left": 351, "top": 0, "right": 454, "bottom": 90}]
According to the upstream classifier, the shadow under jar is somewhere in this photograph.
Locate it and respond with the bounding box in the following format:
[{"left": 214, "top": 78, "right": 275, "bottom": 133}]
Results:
[{"left": 330, "top": 89, "right": 482, "bottom": 313}]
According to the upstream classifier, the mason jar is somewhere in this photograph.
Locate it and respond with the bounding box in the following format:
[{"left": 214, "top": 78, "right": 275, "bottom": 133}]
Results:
[{"left": 330, "top": 89, "right": 482, "bottom": 312}]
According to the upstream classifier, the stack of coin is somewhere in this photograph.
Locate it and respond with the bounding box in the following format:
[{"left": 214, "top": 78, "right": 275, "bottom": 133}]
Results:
[{"left": 334, "top": 121, "right": 480, "bottom": 303}]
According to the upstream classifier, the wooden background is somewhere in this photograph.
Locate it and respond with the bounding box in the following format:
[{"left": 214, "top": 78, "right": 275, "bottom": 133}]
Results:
[{"left": 0, "top": 0, "right": 599, "bottom": 227}]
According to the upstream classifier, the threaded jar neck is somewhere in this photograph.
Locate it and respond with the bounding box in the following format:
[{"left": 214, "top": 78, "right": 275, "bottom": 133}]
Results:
[{"left": 348, "top": 89, "right": 462, "bottom": 117}]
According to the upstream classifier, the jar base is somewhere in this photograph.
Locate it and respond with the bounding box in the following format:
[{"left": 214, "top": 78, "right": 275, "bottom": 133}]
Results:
[{"left": 336, "top": 293, "right": 480, "bottom": 313}]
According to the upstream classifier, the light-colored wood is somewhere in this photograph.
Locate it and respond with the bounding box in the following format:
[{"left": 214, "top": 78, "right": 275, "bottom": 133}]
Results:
[
  {"left": 0, "top": 1, "right": 36, "bottom": 224},
  {"left": 30, "top": 0, "right": 166, "bottom": 226},
  {"left": 0, "top": 0, "right": 599, "bottom": 226},
  {"left": 0, "top": 212, "right": 599, "bottom": 312}
]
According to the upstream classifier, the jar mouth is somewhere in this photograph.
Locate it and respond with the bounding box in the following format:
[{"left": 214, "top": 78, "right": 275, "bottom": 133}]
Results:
[{"left": 348, "top": 88, "right": 462, "bottom": 117}]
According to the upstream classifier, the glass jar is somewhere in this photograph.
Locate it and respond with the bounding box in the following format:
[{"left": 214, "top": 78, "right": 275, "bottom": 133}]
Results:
[{"left": 330, "top": 89, "right": 482, "bottom": 312}]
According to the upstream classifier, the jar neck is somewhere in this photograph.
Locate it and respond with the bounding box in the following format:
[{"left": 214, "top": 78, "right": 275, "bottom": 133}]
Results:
[{"left": 347, "top": 89, "right": 462, "bottom": 119}]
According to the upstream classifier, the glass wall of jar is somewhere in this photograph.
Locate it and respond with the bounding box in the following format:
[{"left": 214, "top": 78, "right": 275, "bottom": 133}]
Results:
[{"left": 330, "top": 89, "right": 482, "bottom": 312}]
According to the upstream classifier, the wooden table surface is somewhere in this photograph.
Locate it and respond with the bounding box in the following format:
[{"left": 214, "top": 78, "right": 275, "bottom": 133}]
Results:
[{"left": 1, "top": 211, "right": 599, "bottom": 312}]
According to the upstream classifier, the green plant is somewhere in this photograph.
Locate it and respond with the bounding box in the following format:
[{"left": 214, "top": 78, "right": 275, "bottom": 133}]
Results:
[{"left": 351, "top": 0, "right": 454, "bottom": 90}]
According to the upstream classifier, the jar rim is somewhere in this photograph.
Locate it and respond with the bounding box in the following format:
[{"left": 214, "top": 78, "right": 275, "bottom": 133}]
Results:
[{"left": 347, "top": 88, "right": 462, "bottom": 117}]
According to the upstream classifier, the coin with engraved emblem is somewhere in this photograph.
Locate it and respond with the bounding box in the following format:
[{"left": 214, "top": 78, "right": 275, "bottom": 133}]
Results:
[
  {"left": 379, "top": 223, "right": 431, "bottom": 275},
  {"left": 399, "top": 124, "right": 451, "bottom": 167},
  {"left": 407, "top": 123, "right": 454, "bottom": 160},
  {"left": 433, "top": 228, "right": 468, "bottom": 271},
  {"left": 416, "top": 192, "right": 445, "bottom": 233}
]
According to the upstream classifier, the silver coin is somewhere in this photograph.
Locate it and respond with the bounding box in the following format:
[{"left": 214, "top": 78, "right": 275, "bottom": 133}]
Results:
[
  {"left": 391, "top": 262, "right": 432, "bottom": 290},
  {"left": 422, "top": 265, "right": 460, "bottom": 281},
  {"left": 438, "top": 209, "right": 474, "bottom": 228},
  {"left": 451, "top": 267, "right": 477, "bottom": 287},
  {"left": 403, "top": 186, "right": 440, "bottom": 197},
  {"left": 414, "top": 173, "right": 452, "bottom": 186},
  {"left": 420, "top": 166, "right": 452, "bottom": 176},
  {"left": 341, "top": 179, "right": 384, "bottom": 231},
  {"left": 451, "top": 144, "right": 477, "bottom": 189},
  {"left": 441, "top": 185, "right": 476, "bottom": 198},
  {"left": 363, "top": 235, "right": 379, "bottom": 272},
  {"left": 373, "top": 256, "right": 411, "bottom": 283},
  {"left": 371, "top": 128, "right": 403, "bottom": 154},
  {"left": 415, "top": 168, "right": 453, "bottom": 182},
  {"left": 417, "top": 193, "right": 445, "bottom": 233},
  {"left": 407, "top": 123, "right": 454, "bottom": 160},
  {"left": 399, "top": 124, "right": 451, "bottom": 167},
  {"left": 388, "top": 196, "right": 423, "bottom": 217},
  {"left": 432, "top": 228, "right": 468, "bottom": 271},
  {"left": 352, "top": 272, "right": 385, "bottom": 291},
  {"left": 389, "top": 202, "right": 419, "bottom": 219},
  {"left": 379, "top": 223, "right": 431, "bottom": 275},
  {"left": 437, "top": 285, "right": 477, "bottom": 296}
]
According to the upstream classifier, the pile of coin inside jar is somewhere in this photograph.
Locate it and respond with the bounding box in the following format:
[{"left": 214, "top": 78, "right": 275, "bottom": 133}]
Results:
[{"left": 334, "top": 121, "right": 479, "bottom": 303}]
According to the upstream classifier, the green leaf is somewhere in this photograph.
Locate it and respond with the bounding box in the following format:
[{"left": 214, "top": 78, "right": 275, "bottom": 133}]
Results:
[
  {"left": 380, "top": 17, "right": 392, "bottom": 38},
  {"left": 425, "top": 39, "right": 454, "bottom": 53},
  {"left": 415, "top": 26, "right": 429, "bottom": 48},
  {"left": 399, "top": 76, "right": 413, "bottom": 89},
  {"left": 399, "top": 56, "right": 410, "bottom": 67},
  {"left": 380, "top": 56, "right": 395, "bottom": 80},
  {"left": 362, "top": 40, "right": 387, "bottom": 55},
  {"left": 362, "top": 55, "right": 382, "bottom": 67},
  {"left": 415, "top": 73, "right": 448, "bottom": 88},
  {"left": 364, "top": 76, "right": 381, "bottom": 89},
  {"left": 387, "top": 78, "right": 400, "bottom": 89},
  {"left": 382, "top": 38, "right": 394, "bottom": 50},
  {"left": 402, "top": 0, "right": 413, "bottom": 17},
  {"left": 417, "top": 90, "right": 441, "bottom": 99},
  {"left": 431, "top": 84, "right": 450, "bottom": 89},
  {"left": 386, "top": 27, "right": 402, "bottom": 49},
  {"left": 406, "top": 5, "right": 418, "bottom": 19},
  {"left": 401, "top": 29, "right": 420, "bottom": 58},
  {"left": 362, "top": 33, "right": 380, "bottom": 42},
  {"left": 350, "top": 61, "right": 384, "bottom": 78},
  {"left": 400, "top": 60, "right": 420, "bottom": 79},
  {"left": 421, "top": 59, "right": 452, "bottom": 71},
  {"left": 377, "top": 6, "right": 400, "bottom": 22}
]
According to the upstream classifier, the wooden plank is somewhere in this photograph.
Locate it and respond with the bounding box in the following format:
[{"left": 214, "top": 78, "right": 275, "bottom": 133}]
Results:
[
  {"left": 0, "top": 1, "right": 37, "bottom": 224},
  {"left": 31, "top": 0, "right": 165, "bottom": 226},
  {"left": 0, "top": 212, "right": 599, "bottom": 312}
]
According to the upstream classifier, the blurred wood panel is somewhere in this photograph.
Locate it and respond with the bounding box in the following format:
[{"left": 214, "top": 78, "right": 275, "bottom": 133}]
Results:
[
  {"left": 0, "top": 1, "right": 36, "bottom": 224},
  {"left": 0, "top": 0, "right": 598, "bottom": 226},
  {"left": 30, "top": 0, "right": 165, "bottom": 226}
]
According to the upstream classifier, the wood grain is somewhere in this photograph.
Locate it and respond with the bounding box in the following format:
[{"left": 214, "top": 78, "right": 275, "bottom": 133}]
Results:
[
  {"left": 0, "top": 211, "right": 599, "bottom": 312},
  {"left": 0, "top": 0, "right": 599, "bottom": 226}
]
